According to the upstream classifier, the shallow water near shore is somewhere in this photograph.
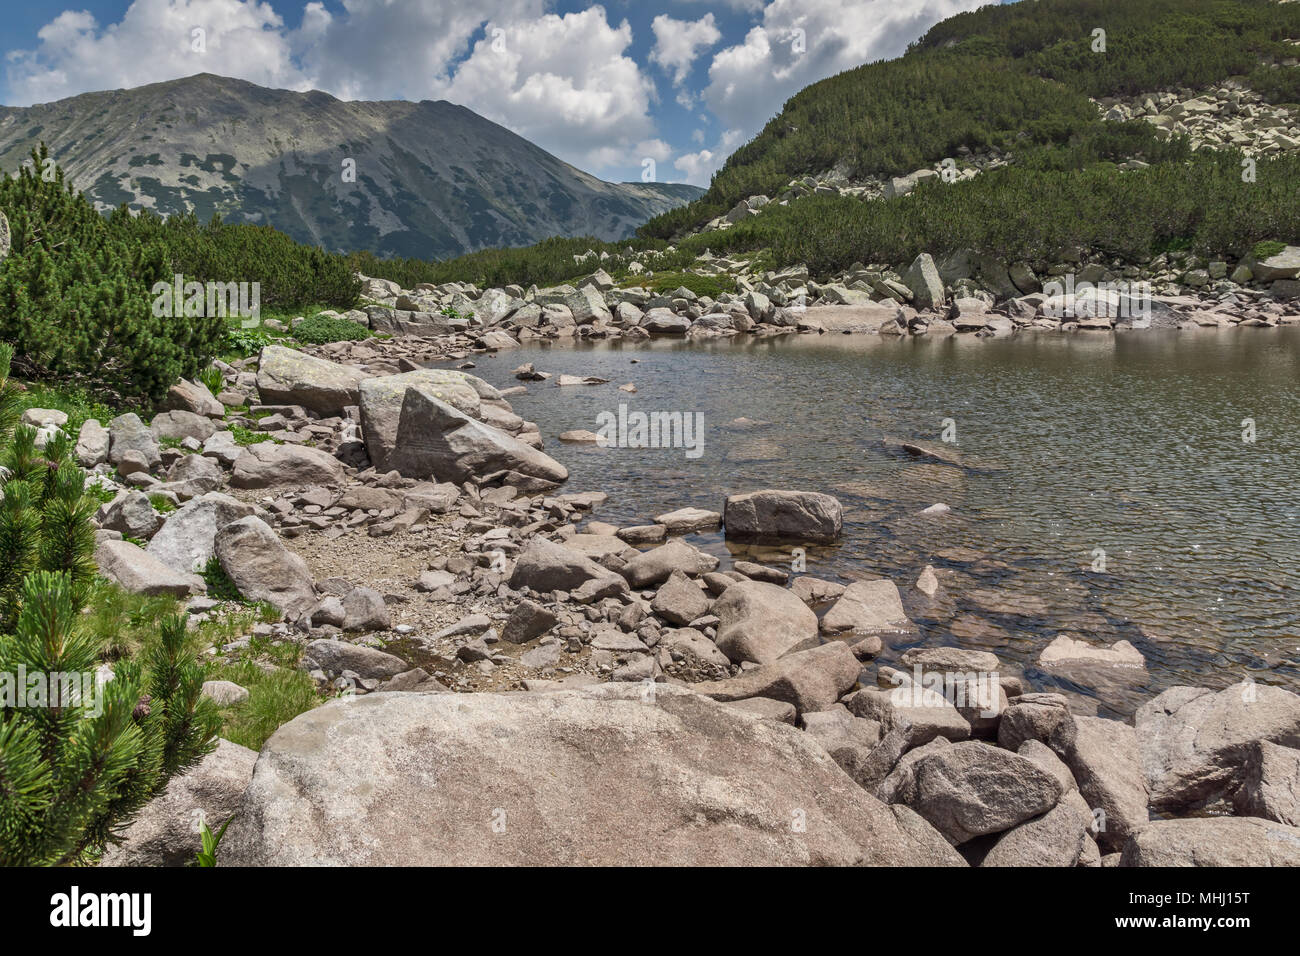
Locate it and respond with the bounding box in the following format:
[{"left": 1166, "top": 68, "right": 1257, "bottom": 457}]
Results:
[{"left": 467, "top": 327, "right": 1300, "bottom": 718}]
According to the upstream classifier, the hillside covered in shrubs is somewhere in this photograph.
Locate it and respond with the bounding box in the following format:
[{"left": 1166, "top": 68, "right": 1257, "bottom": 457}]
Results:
[{"left": 640, "top": 0, "right": 1300, "bottom": 237}]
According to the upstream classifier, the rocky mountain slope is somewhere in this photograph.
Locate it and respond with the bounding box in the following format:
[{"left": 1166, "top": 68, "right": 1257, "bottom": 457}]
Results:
[{"left": 0, "top": 73, "right": 701, "bottom": 259}]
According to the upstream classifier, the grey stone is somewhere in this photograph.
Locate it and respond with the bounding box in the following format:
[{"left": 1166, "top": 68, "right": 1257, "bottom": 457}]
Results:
[
  {"left": 981, "top": 790, "right": 1094, "bottom": 867},
  {"left": 691, "top": 641, "right": 862, "bottom": 716},
  {"left": 723, "top": 489, "right": 843, "bottom": 543},
  {"left": 894, "top": 740, "right": 1064, "bottom": 845},
  {"left": 95, "top": 538, "right": 205, "bottom": 597},
  {"left": 146, "top": 492, "right": 256, "bottom": 574},
  {"left": 904, "top": 253, "right": 946, "bottom": 310},
  {"left": 388, "top": 387, "right": 567, "bottom": 489},
  {"left": 619, "top": 539, "right": 718, "bottom": 588},
  {"left": 508, "top": 537, "right": 626, "bottom": 596},
  {"left": 342, "top": 587, "right": 390, "bottom": 631},
  {"left": 500, "top": 599, "right": 560, "bottom": 644},
  {"left": 713, "top": 578, "right": 817, "bottom": 664},
  {"left": 359, "top": 369, "right": 483, "bottom": 471},
  {"left": 820, "top": 579, "right": 912, "bottom": 635},
  {"left": 304, "top": 639, "right": 407, "bottom": 680},
  {"left": 1057, "top": 715, "right": 1149, "bottom": 852},
  {"left": 202, "top": 680, "right": 250, "bottom": 706},
  {"left": 1136, "top": 682, "right": 1300, "bottom": 811},
  {"left": 150, "top": 410, "right": 216, "bottom": 443},
  {"left": 650, "top": 570, "right": 711, "bottom": 626},
  {"left": 108, "top": 413, "right": 160, "bottom": 470},
  {"left": 214, "top": 516, "right": 316, "bottom": 616},
  {"left": 75, "top": 419, "right": 110, "bottom": 468},
  {"left": 256, "top": 345, "right": 366, "bottom": 416},
  {"left": 100, "top": 490, "right": 162, "bottom": 540},
  {"left": 230, "top": 442, "right": 346, "bottom": 489},
  {"left": 100, "top": 739, "right": 256, "bottom": 866},
  {"left": 1119, "top": 816, "right": 1300, "bottom": 867},
  {"left": 222, "top": 684, "right": 950, "bottom": 865},
  {"left": 846, "top": 685, "right": 972, "bottom": 747},
  {"left": 1231, "top": 740, "right": 1300, "bottom": 826}
]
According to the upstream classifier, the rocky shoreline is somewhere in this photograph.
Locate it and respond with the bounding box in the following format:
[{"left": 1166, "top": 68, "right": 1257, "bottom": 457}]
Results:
[
  {"left": 312, "top": 242, "right": 1300, "bottom": 356},
  {"left": 50, "top": 274, "right": 1300, "bottom": 867}
]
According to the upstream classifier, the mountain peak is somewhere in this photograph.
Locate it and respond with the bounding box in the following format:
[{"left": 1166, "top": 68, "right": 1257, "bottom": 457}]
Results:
[{"left": 0, "top": 74, "right": 701, "bottom": 258}]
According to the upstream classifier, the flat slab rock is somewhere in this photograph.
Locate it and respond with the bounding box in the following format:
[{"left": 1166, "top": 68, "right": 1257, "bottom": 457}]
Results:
[{"left": 221, "top": 683, "right": 961, "bottom": 866}]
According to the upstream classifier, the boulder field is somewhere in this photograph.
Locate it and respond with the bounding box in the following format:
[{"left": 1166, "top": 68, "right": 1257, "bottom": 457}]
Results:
[{"left": 60, "top": 323, "right": 1300, "bottom": 869}]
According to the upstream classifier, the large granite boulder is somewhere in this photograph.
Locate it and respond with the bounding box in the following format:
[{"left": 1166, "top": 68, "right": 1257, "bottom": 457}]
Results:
[
  {"left": 691, "top": 641, "right": 862, "bottom": 716},
  {"left": 980, "top": 790, "right": 1095, "bottom": 867},
  {"left": 359, "top": 369, "right": 484, "bottom": 471},
  {"left": 820, "top": 579, "right": 912, "bottom": 635},
  {"left": 1232, "top": 740, "right": 1300, "bottom": 826},
  {"left": 712, "top": 578, "right": 818, "bottom": 664},
  {"left": 1119, "top": 816, "right": 1300, "bottom": 867},
  {"left": 904, "top": 253, "right": 946, "bottom": 310},
  {"left": 165, "top": 378, "right": 226, "bottom": 418},
  {"left": 75, "top": 419, "right": 110, "bottom": 468},
  {"left": 107, "top": 413, "right": 161, "bottom": 470},
  {"left": 303, "top": 639, "right": 407, "bottom": 681},
  {"left": 891, "top": 740, "right": 1064, "bottom": 845},
  {"left": 1136, "top": 682, "right": 1300, "bottom": 811},
  {"left": 1056, "top": 715, "right": 1149, "bottom": 852},
  {"left": 255, "top": 345, "right": 367, "bottom": 416},
  {"left": 221, "top": 683, "right": 954, "bottom": 865},
  {"left": 619, "top": 539, "right": 719, "bottom": 588},
  {"left": 95, "top": 538, "right": 205, "bottom": 597},
  {"left": 230, "top": 442, "right": 346, "bottom": 489},
  {"left": 146, "top": 493, "right": 259, "bottom": 575},
  {"left": 508, "top": 537, "right": 626, "bottom": 597},
  {"left": 99, "top": 490, "right": 162, "bottom": 540},
  {"left": 100, "top": 740, "right": 256, "bottom": 866},
  {"left": 1250, "top": 245, "right": 1300, "bottom": 282},
  {"left": 387, "top": 387, "right": 567, "bottom": 490}
]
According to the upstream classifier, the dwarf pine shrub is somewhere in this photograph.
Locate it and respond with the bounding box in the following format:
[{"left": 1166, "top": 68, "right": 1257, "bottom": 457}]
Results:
[{"left": 0, "top": 343, "right": 218, "bottom": 865}]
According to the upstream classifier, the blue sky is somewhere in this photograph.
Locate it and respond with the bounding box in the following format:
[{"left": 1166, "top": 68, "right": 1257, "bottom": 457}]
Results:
[{"left": 0, "top": 1, "right": 997, "bottom": 185}]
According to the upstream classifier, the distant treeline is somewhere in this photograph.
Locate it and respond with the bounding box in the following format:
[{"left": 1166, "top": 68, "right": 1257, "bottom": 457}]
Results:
[{"left": 0, "top": 146, "right": 359, "bottom": 400}]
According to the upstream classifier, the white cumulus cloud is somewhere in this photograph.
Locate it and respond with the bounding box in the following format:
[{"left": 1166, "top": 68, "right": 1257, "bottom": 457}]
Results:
[
  {"left": 649, "top": 13, "right": 721, "bottom": 87},
  {"left": 6, "top": 0, "right": 308, "bottom": 105},
  {"left": 703, "top": 0, "right": 989, "bottom": 140}
]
